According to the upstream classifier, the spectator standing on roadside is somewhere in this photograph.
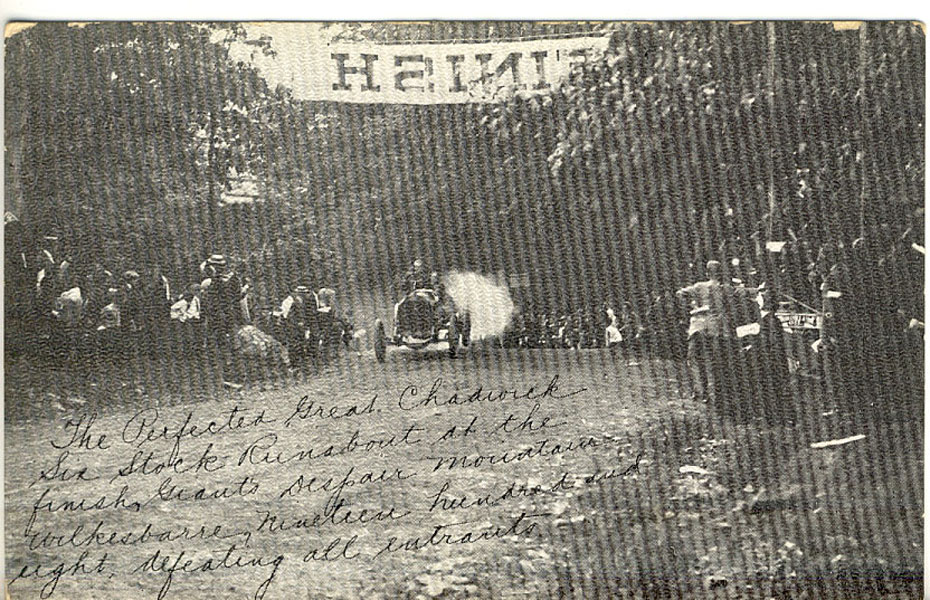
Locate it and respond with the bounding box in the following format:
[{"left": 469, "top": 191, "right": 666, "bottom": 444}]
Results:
[
  {"left": 754, "top": 286, "right": 792, "bottom": 419},
  {"left": 620, "top": 301, "right": 644, "bottom": 354},
  {"left": 140, "top": 267, "right": 172, "bottom": 335},
  {"left": 605, "top": 303, "right": 623, "bottom": 349},
  {"left": 677, "top": 260, "right": 732, "bottom": 402},
  {"left": 201, "top": 255, "right": 241, "bottom": 339}
]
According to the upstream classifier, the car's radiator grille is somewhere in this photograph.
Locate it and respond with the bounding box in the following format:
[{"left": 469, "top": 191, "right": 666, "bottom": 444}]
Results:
[{"left": 397, "top": 297, "right": 433, "bottom": 338}]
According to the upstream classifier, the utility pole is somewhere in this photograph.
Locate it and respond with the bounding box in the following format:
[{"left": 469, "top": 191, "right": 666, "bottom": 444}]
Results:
[
  {"left": 207, "top": 110, "right": 217, "bottom": 210},
  {"left": 858, "top": 22, "right": 867, "bottom": 239},
  {"left": 767, "top": 21, "right": 776, "bottom": 241}
]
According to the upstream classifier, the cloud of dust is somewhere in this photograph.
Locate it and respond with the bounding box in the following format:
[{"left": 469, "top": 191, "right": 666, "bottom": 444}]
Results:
[{"left": 443, "top": 270, "right": 515, "bottom": 339}]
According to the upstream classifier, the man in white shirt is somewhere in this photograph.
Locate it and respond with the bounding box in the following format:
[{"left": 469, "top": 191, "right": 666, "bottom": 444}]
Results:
[{"left": 677, "top": 260, "right": 730, "bottom": 402}]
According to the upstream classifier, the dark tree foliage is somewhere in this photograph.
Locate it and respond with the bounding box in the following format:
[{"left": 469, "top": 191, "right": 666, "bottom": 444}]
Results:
[
  {"left": 6, "top": 22, "right": 606, "bottom": 307},
  {"left": 485, "top": 22, "right": 924, "bottom": 308},
  {"left": 7, "top": 23, "right": 319, "bottom": 292},
  {"left": 5, "top": 22, "right": 924, "bottom": 318}
]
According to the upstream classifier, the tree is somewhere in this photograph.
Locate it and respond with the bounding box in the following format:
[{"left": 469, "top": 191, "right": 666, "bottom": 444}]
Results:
[
  {"left": 5, "top": 23, "right": 323, "bottom": 278},
  {"left": 485, "top": 21, "right": 924, "bottom": 298}
]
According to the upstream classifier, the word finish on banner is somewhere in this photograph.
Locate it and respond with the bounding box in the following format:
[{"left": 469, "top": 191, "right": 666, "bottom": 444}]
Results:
[{"left": 239, "top": 28, "right": 611, "bottom": 104}]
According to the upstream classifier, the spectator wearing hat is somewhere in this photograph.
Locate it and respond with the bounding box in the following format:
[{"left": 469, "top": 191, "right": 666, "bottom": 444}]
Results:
[
  {"left": 201, "top": 254, "right": 243, "bottom": 346},
  {"left": 199, "top": 254, "right": 226, "bottom": 289}
]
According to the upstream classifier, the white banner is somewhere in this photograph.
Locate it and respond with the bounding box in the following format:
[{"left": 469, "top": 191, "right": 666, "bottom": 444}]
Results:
[{"left": 240, "top": 26, "right": 610, "bottom": 104}]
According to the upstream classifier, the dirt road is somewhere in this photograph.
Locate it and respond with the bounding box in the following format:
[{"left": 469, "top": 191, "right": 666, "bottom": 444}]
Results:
[{"left": 4, "top": 348, "right": 922, "bottom": 599}]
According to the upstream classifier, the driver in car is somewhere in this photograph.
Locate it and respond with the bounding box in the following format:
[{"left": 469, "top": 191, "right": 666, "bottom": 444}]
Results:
[{"left": 404, "top": 258, "right": 430, "bottom": 292}]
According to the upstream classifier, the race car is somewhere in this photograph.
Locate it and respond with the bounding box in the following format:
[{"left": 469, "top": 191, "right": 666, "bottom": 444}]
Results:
[{"left": 374, "top": 288, "right": 470, "bottom": 362}]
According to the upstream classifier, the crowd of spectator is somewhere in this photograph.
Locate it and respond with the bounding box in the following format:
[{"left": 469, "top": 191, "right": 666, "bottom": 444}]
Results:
[
  {"left": 6, "top": 207, "right": 922, "bottom": 409},
  {"left": 3, "top": 213, "right": 351, "bottom": 365},
  {"left": 503, "top": 304, "right": 637, "bottom": 350},
  {"left": 500, "top": 296, "right": 690, "bottom": 359}
]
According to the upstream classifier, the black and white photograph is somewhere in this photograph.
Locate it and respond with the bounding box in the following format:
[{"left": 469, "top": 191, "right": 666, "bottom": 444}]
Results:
[{"left": 2, "top": 20, "right": 925, "bottom": 599}]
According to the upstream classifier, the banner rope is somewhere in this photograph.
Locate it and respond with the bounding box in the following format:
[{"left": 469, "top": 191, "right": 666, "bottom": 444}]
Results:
[{"left": 330, "top": 30, "right": 611, "bottom": 46}]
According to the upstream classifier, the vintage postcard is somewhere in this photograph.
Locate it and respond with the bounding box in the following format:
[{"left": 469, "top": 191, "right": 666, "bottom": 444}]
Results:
[{"left": 3, "top": 21, "right": 924, "bottom": 599}]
